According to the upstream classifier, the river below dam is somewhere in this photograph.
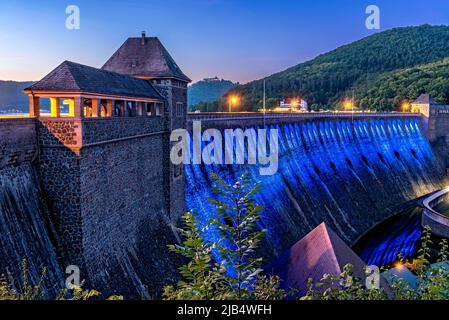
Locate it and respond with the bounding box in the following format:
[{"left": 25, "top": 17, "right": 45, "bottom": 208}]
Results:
[{"left": 353, "top": 205, "right": 449, "bottom": 267}]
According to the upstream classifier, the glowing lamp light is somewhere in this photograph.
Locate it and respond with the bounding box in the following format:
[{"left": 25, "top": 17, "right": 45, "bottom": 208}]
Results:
[
  {"left": 402, "top": 101, "right": 411, "bottom": 112},
  {"left": 228, "top": 95, "right": 239, "bottom": 112},
  {"left": 291, "top": 99, "right": 300, "bottom": 108},
  {"left": 344, "top": 100, "right": 353, "bottom": 110},
  {"left": 395, "top": 262, "right": 404, "bottom": 270}
]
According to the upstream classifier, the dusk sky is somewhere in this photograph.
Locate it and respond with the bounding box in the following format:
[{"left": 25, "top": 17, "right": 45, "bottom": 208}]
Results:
[{"left": 1, "top": 0, "right": 449, "bottom": 84}]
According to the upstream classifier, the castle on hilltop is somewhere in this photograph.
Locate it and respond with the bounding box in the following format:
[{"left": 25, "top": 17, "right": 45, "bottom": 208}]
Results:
[{"left": 19, "top": 32, "right": 191, "bottom": 297}]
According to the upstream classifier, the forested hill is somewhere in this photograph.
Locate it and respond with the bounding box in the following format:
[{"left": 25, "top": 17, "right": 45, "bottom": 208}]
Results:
[
  {"left": 188, "top": 77, "right": 237, "bottom": 110},
  {"left": 226, "top": 25, "right": 449, "bottom": 111},
  {"left": 0, "top": 81, "right": 34, "bottom": 112}
]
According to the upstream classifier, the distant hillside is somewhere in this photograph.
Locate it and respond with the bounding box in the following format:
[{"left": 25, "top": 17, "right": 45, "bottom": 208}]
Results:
[
  {"left": 0, "top": 81, "right": 34, "bottom": 112},
  {"left": 223, "top": 24, "right": 449, "bottom": 111},
  {"left": 188, "top": 77, "right": 237, "bottom": 110},
  {"left": 355, "top": 57, "right": 449, "bottom": 109}
]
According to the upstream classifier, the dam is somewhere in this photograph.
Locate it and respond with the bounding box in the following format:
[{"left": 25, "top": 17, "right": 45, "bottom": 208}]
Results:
[
  {"left": 1, "top": 109, "right": 448, "bottom": 297},
  {"left": 1, "top": 32, "right": 449, "bottom": 298},
  {"left": 185, "top": 112, "right": 447, "bottom": 262}
]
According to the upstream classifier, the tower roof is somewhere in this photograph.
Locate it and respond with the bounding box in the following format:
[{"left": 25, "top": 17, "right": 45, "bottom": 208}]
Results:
[
  {"left": 413, "top": 94, "right": 438, "bottom": 105},
  {"left": 267, "top": 223, "right": 389, "bottom": 296},
  {"left": 24, "top": 61, "right": 164, "bottom": 100},
  {"left": 102, "top": 36, "right": 191, "bottom": 83}
]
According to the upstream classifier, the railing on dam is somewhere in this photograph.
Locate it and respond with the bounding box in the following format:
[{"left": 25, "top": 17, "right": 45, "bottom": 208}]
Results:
[
  {"left": 187, "top": 111, "right": 424, "bottom": 130},
  {"left": 187, "top": 111, "right": 422, "bottom": 121},
  {"left": 422, "top": 188, "right": 449, "bottom": 238}
]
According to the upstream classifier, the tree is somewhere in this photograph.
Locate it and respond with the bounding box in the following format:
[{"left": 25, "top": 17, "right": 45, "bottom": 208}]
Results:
[
  {"left": 164, "top": 173, "right": 285, "bottom": 300},
  {"left": 302, "top": 226, "right": 449, "bottom": 300},
  {"left": 163, "top": 212, "right": 227, "bottom": 300}
]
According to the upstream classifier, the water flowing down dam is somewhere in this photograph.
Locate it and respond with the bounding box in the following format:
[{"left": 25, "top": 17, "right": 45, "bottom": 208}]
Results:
[
  {"left": 0, "top": 112, "right": 447, "bottom": 297},
  {"left": 185, "top": 116, "right": 447, "bottom": 262},
  {"left": 0, "top": 164, "right": 63, "bottom": 296}
]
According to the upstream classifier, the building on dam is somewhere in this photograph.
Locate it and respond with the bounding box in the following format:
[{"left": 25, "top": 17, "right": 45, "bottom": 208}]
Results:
[{"left": 1, "top": 32, "right": 190, "bottom": 298}]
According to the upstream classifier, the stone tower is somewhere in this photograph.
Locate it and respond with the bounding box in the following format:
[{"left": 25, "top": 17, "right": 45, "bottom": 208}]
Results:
[
  {"left": 102, "top": 31, "right": 191, "bottom": 223},
  {"left": 21, "top": 33, "right": 191, "bottom": 298}
]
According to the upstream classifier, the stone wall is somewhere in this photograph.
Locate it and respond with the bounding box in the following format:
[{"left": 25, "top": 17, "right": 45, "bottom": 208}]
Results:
[
  {"left": 1, "top": 111, "right": 445, "bottom": 298},
  {"left": 79, "top": 133, "right": 181, "bottom": 298},
  {"left": 0, "top": 118, "right": 63, "bottom": 297},
  {"left": 153, "top": 80, "right": 188, "bottom": 226},
  {"left": 422, "top": 189, "right": 449, "bottom": 238},
  {"left": 35, "top": 116, "right": 180, "bottom": 298},
  {"left": 0, "top": 118, "right": 38, "bottom": 168}
]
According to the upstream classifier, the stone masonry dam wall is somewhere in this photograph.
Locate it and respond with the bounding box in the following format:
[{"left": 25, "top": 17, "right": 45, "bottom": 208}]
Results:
[
  {"left": 0, "top": 112, "right": 448, "bottom": 298},
  {"left": 0, "top": 118, "right": 63, "bottom": 296},
  {"left": 0, "top": 117, "right": 182, "bottom": 299},
  {"left": 36, "top": 117, "right": 182, "bottom": 299},
  {"left": 186, "top": 113, "right": 448, "bottom": 262}
]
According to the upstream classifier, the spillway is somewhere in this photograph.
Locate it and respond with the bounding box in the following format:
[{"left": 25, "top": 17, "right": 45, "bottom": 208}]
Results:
[
  {"left": 0, "top": 164, "right": 63, "bottom": 297},
  {"left": 185, "top": 117, "right": 447, "bottom": 261}
]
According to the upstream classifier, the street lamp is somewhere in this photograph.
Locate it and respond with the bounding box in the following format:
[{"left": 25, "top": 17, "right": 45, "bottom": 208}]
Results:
[
  {"left": 343, "top": 99, "right": 353, "bottom": 111},
  {"left": 402, "top": 101, "right": 410, "bottom": 113},
  {"left": 291, "top": 98, "right": 300, "bottom": 110},
  {"left": 229, "top": 95, "right": 239, "bottom": 113}
]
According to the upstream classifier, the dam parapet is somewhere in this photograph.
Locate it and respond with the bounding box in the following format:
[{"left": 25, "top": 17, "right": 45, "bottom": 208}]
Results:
[
  {"left": 422, "top": 188, "right": 449, "bottom": 238},
  {"left": 0, "top": 118, "right": 38, "bottom": 169},
  {"left": 187, "top": 111, "right": 424, "bottom": 130}
]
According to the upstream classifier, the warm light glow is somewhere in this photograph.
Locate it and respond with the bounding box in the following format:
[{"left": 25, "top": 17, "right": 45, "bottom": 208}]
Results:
[
  {"left": 402, "top": 101, "right": 411, "bottom": 112},
  {"left": 229, "top": 96, "right": 239, "bottom": 105},
  {"left": 228, "top": 95, "right": 239, "bottom": 112},
  {"left": 291, "top": 99, "right": 300, "bottom": 108},
  {"left": 50, "top": 98, "right": 60, "bottom": 118},
  {"left": 395, "top": 262, "right": 404, "bottom": 270},
  {"left": 64, "top": 99, "right": 75, "bottom": 117},
  {"left": 343, "top": 99, "right": 353, "bottom": 110}
]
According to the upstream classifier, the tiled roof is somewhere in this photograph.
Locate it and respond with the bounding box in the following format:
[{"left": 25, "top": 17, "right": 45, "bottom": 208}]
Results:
[
  {"left": 101, "top": 37, "right": 191, "bottom": 82},
  {"left": 24, "top": 61, "right": 164, "bottom": 100},
  {"left": 413, "top": 94, "right": 438, "bottom": 105},
  {"left": 267, "top": 223, "right": 389, "bottom": 297}
]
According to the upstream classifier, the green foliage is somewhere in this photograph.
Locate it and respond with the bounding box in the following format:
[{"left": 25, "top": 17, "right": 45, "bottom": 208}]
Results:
[
  {"left": 0, "top": 259, "right": 47, "bottom": 300},
  {"left": 0, "top": 258, "right": 123, "bottom": 300},
  {"left": 164, "top": 174, "right": 286, "bottom": 300},
  {"left": 163, "top": 212, "right": 227, "bottom": 300},
  {"left": 208, "top": 173, "right": 267, "bottom": 299},
  {"left": 301, "top": 265, "right": 387, "bottom": 300},
  {"left": 355, "top": 58, "right": 449, "bottom": 111},
  {"left": 222, "top": 25, "right": 449, "bottom": 111},
  {"left": 303, "top": 226, "right": 449, "bottom": 300}
]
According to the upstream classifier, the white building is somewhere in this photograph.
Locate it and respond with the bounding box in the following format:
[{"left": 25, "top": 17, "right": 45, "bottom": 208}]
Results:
[{"left": 279, "top": 98, "right": 308, "bottom": 111}]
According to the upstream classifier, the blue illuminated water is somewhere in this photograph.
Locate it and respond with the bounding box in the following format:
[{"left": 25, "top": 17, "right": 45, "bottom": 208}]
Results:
[
  {"left": 353, "top": 207, "right": 423, "bottom": 266},
  {"left": 185, "top": 118, "right": 445, "bottom": 262}
]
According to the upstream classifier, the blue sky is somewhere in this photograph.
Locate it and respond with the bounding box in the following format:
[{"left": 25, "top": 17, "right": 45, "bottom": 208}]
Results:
[{"left": 1, "top": 0, "right": 449, "bottom": 83}]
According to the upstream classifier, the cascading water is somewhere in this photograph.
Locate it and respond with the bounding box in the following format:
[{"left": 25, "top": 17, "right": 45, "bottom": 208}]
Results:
[
  {"left": 353, "top": 207, "right": 423, "bottom": 266},
  {"left": 185, "top": 117, "right": 446, "bottom": 262},
  {"left": 0, "top": 164, "right": 63, "bottom": 297}
]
